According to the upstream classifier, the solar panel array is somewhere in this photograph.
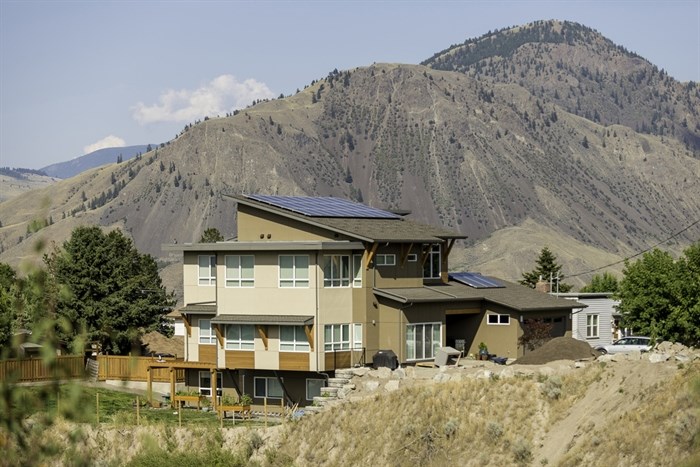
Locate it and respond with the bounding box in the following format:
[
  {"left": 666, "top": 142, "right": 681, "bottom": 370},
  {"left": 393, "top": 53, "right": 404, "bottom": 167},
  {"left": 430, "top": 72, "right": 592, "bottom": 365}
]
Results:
[
  {"left": 245, "top": 194, "right": 401, "bottom": 219},
  {"left": 450, "top": 272, "right": 505, "bottom": 289}
]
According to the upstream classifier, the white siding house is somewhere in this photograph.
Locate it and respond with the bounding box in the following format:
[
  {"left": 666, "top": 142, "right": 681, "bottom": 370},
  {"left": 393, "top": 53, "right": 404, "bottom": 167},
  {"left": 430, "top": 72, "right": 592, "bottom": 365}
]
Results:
[{"left": 554, "top": 293, "right": 619, "bottom": 347}]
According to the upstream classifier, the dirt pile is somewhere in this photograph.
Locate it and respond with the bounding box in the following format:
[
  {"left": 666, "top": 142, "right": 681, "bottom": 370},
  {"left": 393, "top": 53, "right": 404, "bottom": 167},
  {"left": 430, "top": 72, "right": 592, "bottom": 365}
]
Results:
[{"left": 514, "top": 336, "right": 600, "bottom": 365}]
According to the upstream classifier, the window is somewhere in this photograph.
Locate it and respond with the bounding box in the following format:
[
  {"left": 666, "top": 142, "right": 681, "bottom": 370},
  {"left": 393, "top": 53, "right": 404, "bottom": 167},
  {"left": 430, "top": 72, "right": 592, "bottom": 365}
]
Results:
[
  {"left": 323, "top": 255, "right": 350, "bottom": 287},
  {"left": 225, "top": 324, "right": 255, "bottom": 350},
  {"left": 199, "top": 371, "right": 222, "bottom": 396},
  {"left": 199, "top": 319, "right": 216, "bottom": 344},
  {"left": 586, "top": 314, "right": 599, "bottom": 338},
  {"left": 423, "top": 245, "right": 441, "bottom": 279},
  {"left": 407, "top": 253, "right": 418, "bottom": 262},
  {"left": 280, "top": 326, "right": 310, "bottom": 351},
  {"left": 306, "top": 379, "right": 325, "bottom": 401},
  {"left": 324, "top": 324, "right": 350, "bottom": 351},
  {"left": 279, "top": 255, "right": 309, "bottom": 287},
  {"left": 406, "top": 323, "right": 441, "bottom": 360},
  {"left": 254, "top": 377, "right": 283, "bottom": 399},
  {"left": 225, "top": 255, "right": 254, "bottom": 287},
  {"left": 376, "top": 254, "right": 395, "bottom": 266},
  {"left": 353, "top": 255, "right": 362, "bottom": 287},
  {"left": 353, "top": 323, "right": 363, "bottom": 349},
  {"left": 198, "top": 255, "right": 216, "bottom": 285},
  {"left": 487, "top": 314, "right": 510, "bottom": 325}
]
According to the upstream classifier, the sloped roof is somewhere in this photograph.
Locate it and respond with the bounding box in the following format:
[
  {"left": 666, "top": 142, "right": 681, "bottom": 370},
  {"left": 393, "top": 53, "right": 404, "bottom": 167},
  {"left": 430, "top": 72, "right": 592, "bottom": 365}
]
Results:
[
  {"left": 235, "top": 195, "right": 466, "bottom": 243},
  {"left": 374, "top": 277, "right": 584, "bottom": 312},
  {"left": 211, "top": 315, "right": 314, "bottom": 325}
]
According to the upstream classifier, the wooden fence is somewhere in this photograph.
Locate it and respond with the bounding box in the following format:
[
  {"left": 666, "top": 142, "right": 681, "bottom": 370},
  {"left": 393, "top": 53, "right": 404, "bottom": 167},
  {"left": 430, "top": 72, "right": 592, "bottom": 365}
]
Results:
[
  {"left": 0, "top": 355, "right": 85, "bottom": 382},
  {"left": 97, "top": 355, "right": 185, "bottom": 382}
]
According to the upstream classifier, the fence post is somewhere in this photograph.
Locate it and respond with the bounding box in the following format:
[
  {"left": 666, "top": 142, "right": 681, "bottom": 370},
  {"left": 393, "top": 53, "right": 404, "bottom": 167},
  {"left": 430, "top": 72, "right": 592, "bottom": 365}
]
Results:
[
  {"left": 264, "top": 397, "right": 268, "bottom": 427},
  {"left": 136, "top": 396, "right": 140, "bottom": 425},
  {"left": 96, "top": 392, "right": 100, "bottom": 424}
]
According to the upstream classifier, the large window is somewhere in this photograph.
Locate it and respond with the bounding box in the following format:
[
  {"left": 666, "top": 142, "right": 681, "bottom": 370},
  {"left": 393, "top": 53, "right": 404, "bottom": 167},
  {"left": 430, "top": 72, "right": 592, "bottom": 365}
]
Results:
[
  {"left": 198, "top": 255, "right": 216, "bottom": 285},
  {"left": 279, "top": 255, "right": 309, "bottom": 288},
  {"left": 225, "top": 324, "right": 255, "bottom": 350},
  {"left": 225, "top": 255, "right": 254, "bottom": 287},
  {"left": 423, "top": 245, "right": 441, "bottom": 279},
  {"left": 353, "top": 323, "right": 363, "bottom": 349},
  {"left": 306, "top": 379, "right": 325, "bottom": 401},
  {"left": 199, "top": 370, "right": 222, "bottom": 396},
  {"left": 353, "top": 255, "right": 362, "bottom": 287},
  {"left": 324, "top": 324, "right": 350, "bottom": 351},
  {"left": 487, "top": 314, "right": 510, "bottom": 325},
  {"left": 323, "top": 255, "right": 350, "bottom": 287},
  {"left": 586, "top": 314, "right": 599, "bottom": 338},
  {"left": 254, "top": 377, "right": 283, "bottom": 399},
  {"left": 406, "top": 323, "right": 441, "bottom": 360},
  {"left": 279, "top": 326, "right": 310, "bottom": 352},
  {"left": 199, "top": 319, "right": 216, "bottom": 344}
]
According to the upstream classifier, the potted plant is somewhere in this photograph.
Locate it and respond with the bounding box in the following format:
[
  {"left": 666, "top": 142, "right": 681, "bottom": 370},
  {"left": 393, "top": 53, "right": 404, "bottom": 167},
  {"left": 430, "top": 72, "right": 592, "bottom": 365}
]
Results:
[{"left": 478, "top": 342, "right": 489, "bottom": 360}]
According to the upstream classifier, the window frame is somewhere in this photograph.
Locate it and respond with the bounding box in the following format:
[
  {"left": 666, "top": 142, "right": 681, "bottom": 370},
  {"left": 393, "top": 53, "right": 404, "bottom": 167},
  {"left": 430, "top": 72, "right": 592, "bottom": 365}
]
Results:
[
  {"left": 278, "top": 255, "right": 310, "bottom": 288},
  {"left": 279, "top": 325, "right": 310, "bottom": 352},
  {"left": 225, "top": 255, "right": 255, "bottom": 288},
  {"left": 306, "top": 378, "right": 326, "bottom": 401},
  {"left": 423, "top": 245, "right": 441, "bottom": 279},
  {"left": 324, "top": 324, "right": 350, "bottom": 351},
  {"left": 254, "top": 376, "right": 283, "bottom": 399},
  {"left": 406, "top": 322, "right": 442, "bottom": 361},
  {"left": 352, "top": 323, "right": 363, "bottom": 350},
  {"left": 352, "top": 254, "right": 362, "bottom": 287},
  {"left": 199, "top": 370, "right": 222, "bottom": 397},
  {"left": 407, "top": 253, "right": 418, "bottom": 262},
  {"left": 323, "top": 255, "right": 350, "bottom": 288},
  {"left": 225, "top": 324, "right": 255, "bottom": 350},
  {"left": 487, "top": 314, "right": 510, "bottom": 325},
  {"left": 198, "top": 255, "right": 216, "bottom": 286},
  {"left": 375, "top": 254, "right": 396, "bottom": 266},
  {"left": 199, "top": 319, "right": 216, "bottom": 344},
  {"left": 586, "top": 314, "right": 599, "bottom": 338}
]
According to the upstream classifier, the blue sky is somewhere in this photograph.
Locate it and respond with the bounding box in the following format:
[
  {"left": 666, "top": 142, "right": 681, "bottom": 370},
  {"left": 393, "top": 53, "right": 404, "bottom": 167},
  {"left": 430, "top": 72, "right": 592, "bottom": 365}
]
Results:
[{"left": 1, "top": 1, "right": 698, "bottom": 169}]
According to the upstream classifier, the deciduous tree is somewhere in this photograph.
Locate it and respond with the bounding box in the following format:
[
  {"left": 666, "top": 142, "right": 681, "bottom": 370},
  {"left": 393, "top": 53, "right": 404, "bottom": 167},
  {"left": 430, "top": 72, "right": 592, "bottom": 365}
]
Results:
[{"left": 580, "top": 271, "right": 619, "bottom": 293}]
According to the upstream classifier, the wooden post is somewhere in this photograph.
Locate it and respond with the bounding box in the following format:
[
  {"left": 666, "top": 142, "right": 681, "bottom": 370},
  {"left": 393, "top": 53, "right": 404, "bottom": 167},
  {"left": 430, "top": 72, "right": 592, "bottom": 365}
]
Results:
[
  {"left": 96, "top": 392, "right": 99, "bottom": 424},
  {"left": 147, "top": 367, "right": 153, "bottom": 407},
  {"left": 178, "top": 406, "right": 182, "bottom": 427},
  {"left": 169, "top": 367, "right": 176, "bottom": 409},
  {"left": 264, "top": 397, "right": 268, "bottom": 427},
  {"left": 280, "top": 398, "right": 284, "bottom": 418},
  {"left": 136, "top": 396, "right": 140, "bottom": 425},
  {"left": 56, "top": 390, "right": 60, "bottom": 417}
]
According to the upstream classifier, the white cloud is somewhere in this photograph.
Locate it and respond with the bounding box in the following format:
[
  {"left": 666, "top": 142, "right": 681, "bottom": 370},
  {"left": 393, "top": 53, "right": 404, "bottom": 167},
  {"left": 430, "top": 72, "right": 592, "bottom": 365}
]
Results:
[
  {"left": 131, "top": 74, "right": 276, "bottom": 125},
  {"left": 83, "top": 135, "right": 126, "bottom": 154}
]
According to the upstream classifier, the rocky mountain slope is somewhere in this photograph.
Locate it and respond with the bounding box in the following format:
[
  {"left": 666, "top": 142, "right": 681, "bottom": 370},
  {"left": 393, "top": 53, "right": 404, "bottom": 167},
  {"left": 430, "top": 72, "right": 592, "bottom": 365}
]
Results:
[{"left": 1, "top": 20, "right": 699, "bottom": 288}]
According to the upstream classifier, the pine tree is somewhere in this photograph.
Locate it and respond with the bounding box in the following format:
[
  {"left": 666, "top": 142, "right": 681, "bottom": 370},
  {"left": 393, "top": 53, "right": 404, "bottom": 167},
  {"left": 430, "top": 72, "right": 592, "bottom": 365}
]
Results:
[{"left": 519, "top": 247, "right": 572, "bottom": 292}]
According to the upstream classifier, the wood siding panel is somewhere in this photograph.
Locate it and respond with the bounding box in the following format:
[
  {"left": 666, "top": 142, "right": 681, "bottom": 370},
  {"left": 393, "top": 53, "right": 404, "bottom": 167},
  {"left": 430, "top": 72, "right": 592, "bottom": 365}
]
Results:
[
  {"left": 225, "top": 351, "right": 255, "bottom": 369},
  {"left": 198, "top": 344, "right": 217, "bottom": 364},
  {"left": 279, "top": 352, "right": 310, "bottom": 371}
]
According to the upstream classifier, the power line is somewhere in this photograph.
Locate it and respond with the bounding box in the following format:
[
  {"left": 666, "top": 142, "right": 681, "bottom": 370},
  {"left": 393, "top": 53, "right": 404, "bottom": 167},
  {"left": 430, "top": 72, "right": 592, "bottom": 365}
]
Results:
[{"left": 566, "top": 217, "right": 700, "bottom": 279}]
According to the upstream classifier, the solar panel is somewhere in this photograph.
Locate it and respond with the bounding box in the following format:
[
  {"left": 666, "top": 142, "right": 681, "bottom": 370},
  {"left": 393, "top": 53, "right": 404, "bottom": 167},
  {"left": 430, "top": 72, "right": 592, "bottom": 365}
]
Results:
[
  {"left": 245, "top": 194, "right": 401, "bottom": 219},
  {"left": 450, "top": 272, "right": 505, "bottom": 289}
]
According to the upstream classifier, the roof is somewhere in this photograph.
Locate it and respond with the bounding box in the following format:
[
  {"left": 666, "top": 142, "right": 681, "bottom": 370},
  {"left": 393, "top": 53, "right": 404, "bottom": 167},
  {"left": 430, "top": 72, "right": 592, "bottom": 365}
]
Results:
[
  {"left": 179, "top": 304, "right": 217, "bottom": 314},
  {"left": 374, "top": 277, "right": 585, "bottom": 312},
  {"left": 235, "top": 195, "right": 466, "bottom": 243},
  {"left": 211, "top": 315, "right": 314, "bottom": 325}
]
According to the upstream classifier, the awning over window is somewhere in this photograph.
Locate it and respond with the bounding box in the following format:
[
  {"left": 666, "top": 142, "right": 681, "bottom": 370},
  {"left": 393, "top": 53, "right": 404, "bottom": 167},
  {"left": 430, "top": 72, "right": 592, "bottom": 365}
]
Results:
[
  {"left": 211, "top": 314, "right": 314, "bottom": 326},
  {"left": 179, "top": 304, "right": 217, "bottom": 314}
]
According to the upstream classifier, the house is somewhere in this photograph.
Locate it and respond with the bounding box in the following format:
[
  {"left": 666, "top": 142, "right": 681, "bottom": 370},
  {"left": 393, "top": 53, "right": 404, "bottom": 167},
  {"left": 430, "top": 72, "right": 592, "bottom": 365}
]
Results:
[
  {"left": 163, "top": 194, "right": 581, "bottom": 406},
  {"left": 554, "top": 292, "right": 621, "bottom": 346}
]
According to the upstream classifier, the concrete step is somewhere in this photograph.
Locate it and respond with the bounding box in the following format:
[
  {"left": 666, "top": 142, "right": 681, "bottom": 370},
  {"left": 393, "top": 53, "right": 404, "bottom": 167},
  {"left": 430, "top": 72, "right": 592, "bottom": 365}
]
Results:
[
  {"left": 312, "top": 396, "right": 334, "bottom": 406},
  {"left": 334, "top": 369, "right": 355, "bottom": 379},
  {"left": 319, "top": 386, "right": 339, "bottom": 397},
  {"left": 326, "top": 377, "right": 350, "bottom": 388}
]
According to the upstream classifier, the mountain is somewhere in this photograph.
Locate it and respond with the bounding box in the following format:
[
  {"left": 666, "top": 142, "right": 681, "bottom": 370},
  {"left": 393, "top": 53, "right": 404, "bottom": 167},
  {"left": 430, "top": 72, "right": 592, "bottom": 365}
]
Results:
[
  {"left": 41, "top": 145, "right": 155, "bottom": 179},
  {"left": 1, "top": 20, "right": 699, "bottom": 291},
  {"left": 0, "top": 168, "right": 59, "bottom": 203}
]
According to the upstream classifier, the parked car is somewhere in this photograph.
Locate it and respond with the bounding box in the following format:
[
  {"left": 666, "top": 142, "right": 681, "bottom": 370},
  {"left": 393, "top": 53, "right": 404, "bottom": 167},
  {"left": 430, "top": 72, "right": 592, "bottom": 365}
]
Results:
[{"left": 595, "top": 336, "right": 653, "bottom": 354}]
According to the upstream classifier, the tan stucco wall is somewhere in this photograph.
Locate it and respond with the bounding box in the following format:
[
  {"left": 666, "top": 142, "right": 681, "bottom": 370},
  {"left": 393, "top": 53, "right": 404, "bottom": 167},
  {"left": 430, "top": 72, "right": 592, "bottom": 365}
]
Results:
[{"left": 237, "top": 205, "right": 342, "bottom": 241}]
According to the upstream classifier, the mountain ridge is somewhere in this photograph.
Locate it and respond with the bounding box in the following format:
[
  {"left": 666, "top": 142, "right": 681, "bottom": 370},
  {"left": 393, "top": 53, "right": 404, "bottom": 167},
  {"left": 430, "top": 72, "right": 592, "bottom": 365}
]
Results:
[{"left": 1, "top": 20, "right": 699, "bottom": 291}]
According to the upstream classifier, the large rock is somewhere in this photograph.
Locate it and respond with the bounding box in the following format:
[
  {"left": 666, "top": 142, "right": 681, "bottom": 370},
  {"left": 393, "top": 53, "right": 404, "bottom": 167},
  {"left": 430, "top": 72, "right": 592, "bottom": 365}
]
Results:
[
  {"left": 352, "top": 367, "right": 370, "bottom": 377},
  {"left": 385, "top": 380, "right": 400, "bottom": 392},
  {"left": 364, "top": 380, "right": 380, "bottom": 391},
  {"left": 649, "top": 353, "right": 670, "bottom": 363}
]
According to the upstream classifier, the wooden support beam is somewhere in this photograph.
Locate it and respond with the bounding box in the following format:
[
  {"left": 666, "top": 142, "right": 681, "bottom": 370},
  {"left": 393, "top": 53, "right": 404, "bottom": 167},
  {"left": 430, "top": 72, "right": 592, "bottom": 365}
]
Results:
[
  {"left": 401, "top": 243, "right": 414, "bottom": 266},
  {"left": 183, "top": 314, "right": 192, "bottom": 337},
  {"left": 366, "top": 243, "right": 379, "bottom": 269},
  {"left": 257, "top": 325, "right": 268, "bottom": 350},
  {"left": 147, "top": 367, "right": 153, "bottom": 407},
  {"left": 214, "top": 324, "right": 224, "bottom": 348},
  {"left": 211, "top": 368, "right": 218, "bottom": 410},
  {"left": 169, "top": 368, "right": 176, "bottom": 409},
  {"left": 420, "top": 244, "right": 431, "bottom": 266},
  {"left": 444, "top": 238, "right": 456, "bottom": 257},
  {"left": 304, "top": 324, "right": 314, "bottom": 351}
]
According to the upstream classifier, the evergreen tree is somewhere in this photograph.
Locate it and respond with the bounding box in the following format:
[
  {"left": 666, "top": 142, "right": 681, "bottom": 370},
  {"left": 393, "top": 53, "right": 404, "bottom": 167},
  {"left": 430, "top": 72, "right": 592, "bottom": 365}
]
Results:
[
  {"left": 199, "top": 228, "right": 224, "bottom": 243},
  {"left": 44, "top": 226, "right": 174, "bottom": 354},
  {"left": 520, "top": 247, "right": 572, "bottom": 292}
]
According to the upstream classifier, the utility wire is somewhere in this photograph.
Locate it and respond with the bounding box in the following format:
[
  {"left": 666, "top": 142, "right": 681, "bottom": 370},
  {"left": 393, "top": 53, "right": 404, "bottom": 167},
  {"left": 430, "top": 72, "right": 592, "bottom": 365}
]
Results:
[{"left": 566, "top": 217, "right": 700, "bottom": 279}]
